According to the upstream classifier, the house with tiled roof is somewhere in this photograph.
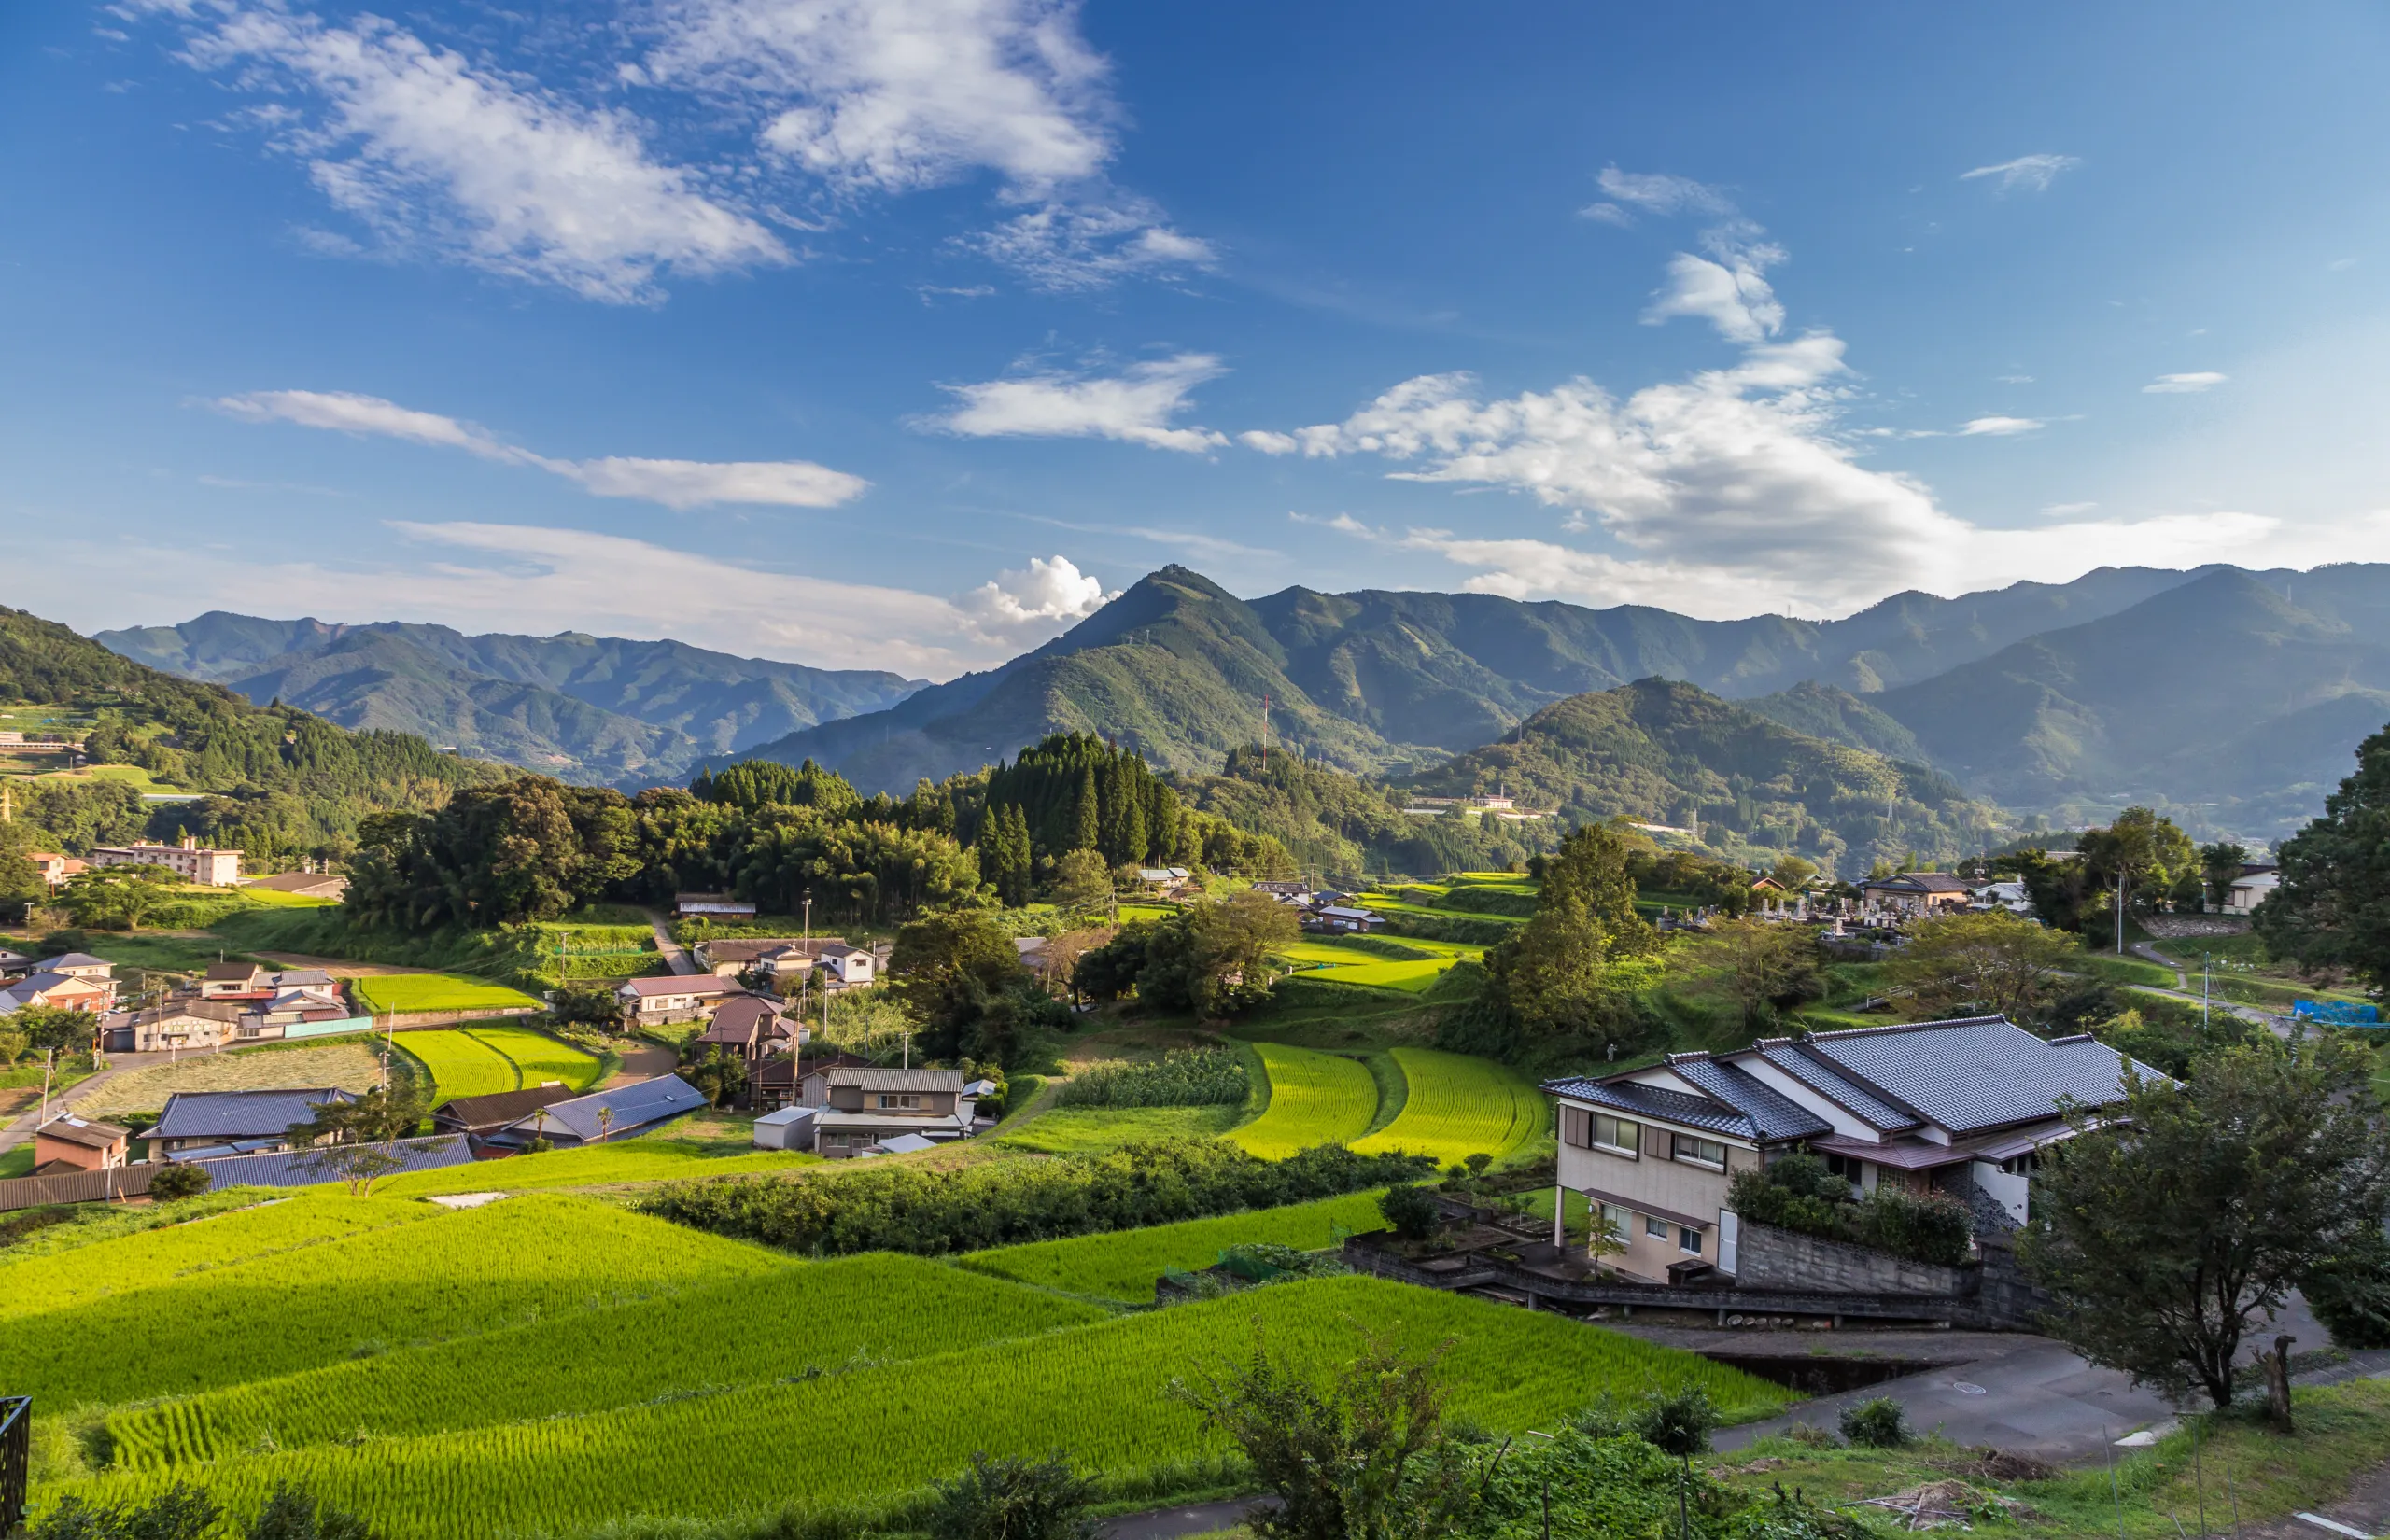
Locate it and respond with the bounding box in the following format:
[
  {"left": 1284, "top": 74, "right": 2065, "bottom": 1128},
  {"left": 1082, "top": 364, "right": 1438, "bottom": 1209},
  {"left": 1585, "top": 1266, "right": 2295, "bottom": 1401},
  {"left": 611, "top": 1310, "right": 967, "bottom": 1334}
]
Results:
[
  {"left": 1543, "top": 1015, "right": 2165, "bottom": 1284},
  {"left": 1857, "top": 871, "right": 1975, "bottom": 919}
]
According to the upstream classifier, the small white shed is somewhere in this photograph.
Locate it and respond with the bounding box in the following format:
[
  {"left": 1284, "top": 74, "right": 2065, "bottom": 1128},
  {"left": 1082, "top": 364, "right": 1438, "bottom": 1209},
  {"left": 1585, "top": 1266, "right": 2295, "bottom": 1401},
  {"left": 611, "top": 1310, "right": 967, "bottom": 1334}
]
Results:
[{"left": 752, "top": 1105, "right": 819, "bottom": 1151}]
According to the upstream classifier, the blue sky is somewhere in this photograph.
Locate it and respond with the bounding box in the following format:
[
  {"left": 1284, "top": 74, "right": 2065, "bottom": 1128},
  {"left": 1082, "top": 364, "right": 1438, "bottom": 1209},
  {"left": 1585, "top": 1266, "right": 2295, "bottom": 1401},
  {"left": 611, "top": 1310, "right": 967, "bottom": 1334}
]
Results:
[{"left": 6, "top": 1, "right": 2388, "bottom": 678}]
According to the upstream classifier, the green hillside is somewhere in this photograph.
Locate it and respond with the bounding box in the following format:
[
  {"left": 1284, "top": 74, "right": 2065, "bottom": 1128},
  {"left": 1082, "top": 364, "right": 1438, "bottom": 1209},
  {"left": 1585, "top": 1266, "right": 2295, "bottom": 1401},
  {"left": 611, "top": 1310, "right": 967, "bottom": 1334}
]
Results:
[
  {"left": 1875, "top": 567, "right": 2390, "bottom": 837},
  {"left": 1408, "top": 678, "right": 2007, "bottom": 875},
  {"left": 98, "top": 611, "right": 923, "bottom": 788},
  {"left": 0, "top": 605, "right": 507, "bottom": 865},
  {"left": 1741, "top": 680, "right": 1926, "bottom": 761}
]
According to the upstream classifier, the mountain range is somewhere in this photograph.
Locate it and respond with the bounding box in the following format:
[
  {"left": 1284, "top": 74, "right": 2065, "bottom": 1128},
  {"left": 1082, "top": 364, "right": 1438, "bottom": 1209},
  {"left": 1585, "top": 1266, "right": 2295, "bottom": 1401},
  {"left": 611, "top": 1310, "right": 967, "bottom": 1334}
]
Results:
[
  {"left": 96, "top": 614, "right": 924, "bottom": 785},
  {"left": 99, "top": 561, "right": 2390, "bottom": 847}
]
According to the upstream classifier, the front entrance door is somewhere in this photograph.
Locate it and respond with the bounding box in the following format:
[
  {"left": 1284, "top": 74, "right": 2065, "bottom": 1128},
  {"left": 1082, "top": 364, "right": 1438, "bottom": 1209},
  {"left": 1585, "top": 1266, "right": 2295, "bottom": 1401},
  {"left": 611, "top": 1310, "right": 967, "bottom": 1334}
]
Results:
[{"left": 1717, "top": 1210, "right": 1739, "bottom": 1277}]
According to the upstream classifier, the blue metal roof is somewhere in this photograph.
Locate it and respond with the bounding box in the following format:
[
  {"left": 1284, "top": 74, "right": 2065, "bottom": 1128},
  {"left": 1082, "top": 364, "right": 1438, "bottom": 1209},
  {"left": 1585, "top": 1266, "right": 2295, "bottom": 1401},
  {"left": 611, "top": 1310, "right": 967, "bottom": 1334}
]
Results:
[
  {"left": 154, "top": 1087, "right": 353, "bottom": 1141},
  {"left": 188, "top": 1134, "right": 473, "bottom": 1190},
  {"left": 510, "top": 1075, "right": 706, "bottom": 1142}
]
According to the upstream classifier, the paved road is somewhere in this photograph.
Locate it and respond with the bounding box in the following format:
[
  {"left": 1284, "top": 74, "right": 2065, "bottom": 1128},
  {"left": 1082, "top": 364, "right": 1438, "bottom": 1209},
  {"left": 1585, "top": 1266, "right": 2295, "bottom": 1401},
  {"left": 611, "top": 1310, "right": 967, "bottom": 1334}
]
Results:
[
  {"left": 0, "top": 1051, "right": 175, "bottom": 1153},
  {"left": 643, "top": 910, "right": 698, "bottom": 976}
]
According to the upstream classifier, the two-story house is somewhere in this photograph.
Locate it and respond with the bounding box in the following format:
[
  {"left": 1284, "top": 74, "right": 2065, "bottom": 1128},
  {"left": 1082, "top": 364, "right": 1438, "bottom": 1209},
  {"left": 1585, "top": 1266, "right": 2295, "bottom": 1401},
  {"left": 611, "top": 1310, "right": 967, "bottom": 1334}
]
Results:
[
  {"left": 615, "top": 973, "right": 747, "bottom": 1025},
  {"left": 1543, "top": 1015, "right": 2163, "bottom": 1283},
  {"left": 798, "top": 1068, "right": 979, "bottom": 1156}
]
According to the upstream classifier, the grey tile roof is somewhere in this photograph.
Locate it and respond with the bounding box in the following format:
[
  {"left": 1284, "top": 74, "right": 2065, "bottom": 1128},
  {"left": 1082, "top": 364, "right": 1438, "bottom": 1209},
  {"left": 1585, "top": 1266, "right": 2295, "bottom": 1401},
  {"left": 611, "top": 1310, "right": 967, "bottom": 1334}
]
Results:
[
  {"left": 37, "top": 953, "right": 110, "bottom": 970},
  {"left": 1800, "top": 1016, "right": 2161, "bottom": 1134},
  {"left": 154, "top": 1087, "right": 353, "bottom": 1141},
  {"left": 829, "top": 1068, "right": 963, "bottom": 1093},
  {"left": 1752, "top": 1043, "right": 1924, "bottom": 1131},
  {"left": 1666, "top": 1056, "right": 1834, "bottom": 1141},
  {"left": 511, "top": 1075, "right": 706, "bottom": 1141},
  {"left": 1540, "top": 1075, "right": 1759, "bottom": 1140},
  {"left": 620, "top": 974, "right": 741, "bottom": 999},
  {"left": 190, "top": 1134, "right": 472, "bottom": 1190}
]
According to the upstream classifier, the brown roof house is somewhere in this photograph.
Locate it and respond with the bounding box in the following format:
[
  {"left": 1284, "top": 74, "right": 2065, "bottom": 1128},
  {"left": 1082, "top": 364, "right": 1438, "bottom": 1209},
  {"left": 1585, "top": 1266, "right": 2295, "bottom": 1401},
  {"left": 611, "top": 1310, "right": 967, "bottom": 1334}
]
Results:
[
  {"left": 107, "top": 1000, "right": 246, "bottom": 1054},
  {"left": 34, "top": 1113, "right": 130, "bottom": 1172},
  {"left": 432, "top": 1083, "right": 579, "bottom": 1141},
  {"left": 614, "top": 973, "right": 745, "bottom": 1025},
  {"left": 693, "top": 995, "right": 795, "bottom": 1063},
  {"left": 199, "top": 961, "right": 274, "bottom": 1000},
  {"left": 1858, "top": 872, "right": 1975, "bottom": 919}
]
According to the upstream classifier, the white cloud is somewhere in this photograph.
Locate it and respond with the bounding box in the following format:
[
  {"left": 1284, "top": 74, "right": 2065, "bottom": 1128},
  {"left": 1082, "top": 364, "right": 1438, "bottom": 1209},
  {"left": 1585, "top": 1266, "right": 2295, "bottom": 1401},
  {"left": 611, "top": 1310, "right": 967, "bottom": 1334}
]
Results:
[
  {"left": 216, "top": 389, "right": 865, "bottom": 509},
  {"left": 1595, "top": 167, "right": 1734, "bottom": 216},
  {"left": 931, "top": 353, "right": 1229, "bottom": 452},
  {"left": 2042, "top": 501, "right": 2099, "bottom": 517},
  {"left": 1958, "top": 415, "right": 2045, "bottom": 436},
  {"left": 162, "top": 6, "right": 785, "bottom": 302},
  {"left": 956, "top": 554, "right": 1115, "bottom": 645},
  {"left": 2144, "top": 371, "right": 2228, "bottom": 394},
  {"left": 963, "top": 198, "right": 1215, "bottom": 291},
  {"left": 1643, "top": 246, "right": 1784, "bottom": 343},
  {"left": 1961, "top": 153, "right": 2082, "bottom": 193},
  {"left": 1240, "top": 430, "right": 1300, "bottom": 455},
  {"left": 1578, "top": 202, "right": 1633, "bottom": 226},
  {"left": 646, "top": 0, "right": 1205, "bottom": 288}
]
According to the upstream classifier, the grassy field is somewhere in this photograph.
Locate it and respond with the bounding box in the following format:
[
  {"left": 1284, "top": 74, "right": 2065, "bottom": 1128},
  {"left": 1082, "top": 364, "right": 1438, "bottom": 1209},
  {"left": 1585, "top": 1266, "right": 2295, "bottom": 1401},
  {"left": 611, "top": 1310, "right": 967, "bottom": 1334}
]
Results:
[
  {"left": 389, "top": 1029, "right": 520, "bottom": 1102},
  {"left": 466, "top": 1024, "right": 606, "bottom": 1091},
  {"left": 110, "top": 1254, "right": 1108, "bottom": 1470},
  {"left": 44, "top": 1276, "right": 1792, "bottom": 1539},
  {"left": 350, "top": 973, "right": 543, "bottom": 1015},
  {"left": 995, "top": 1103, "right": 1244, "bottom": 1154},
  {"left": 1274, "top": 939, "right": 1459, "bottom": 993},
  {"left": 959, "top": 1191, "right": 1391, "bottom": 1303},
  {"left": 1226, "top": 1043, "right": 1379, "bottom": 1157},
  {"left": 76, "top": 1043, "right": 387, "bottom": 1118},
  {"left": 0, "top": 1194, "right": 784, "bottom": 1407},
  {"left": 1352, "top": 1047, "right": 1549, "bottom": 1169}
]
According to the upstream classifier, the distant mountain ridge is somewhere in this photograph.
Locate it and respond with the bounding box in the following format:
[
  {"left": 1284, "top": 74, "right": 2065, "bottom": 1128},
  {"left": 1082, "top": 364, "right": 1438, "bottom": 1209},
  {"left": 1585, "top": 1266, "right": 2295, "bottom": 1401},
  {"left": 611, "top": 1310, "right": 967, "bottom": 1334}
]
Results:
[{"left": 98, "top": 613, "right": 924, "bottom": 786}]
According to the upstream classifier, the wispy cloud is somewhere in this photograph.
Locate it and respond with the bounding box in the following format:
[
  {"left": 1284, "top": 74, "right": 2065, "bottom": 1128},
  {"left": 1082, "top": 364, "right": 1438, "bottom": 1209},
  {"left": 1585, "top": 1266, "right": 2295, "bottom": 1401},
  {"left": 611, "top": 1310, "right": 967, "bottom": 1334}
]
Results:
[
  {"left": 2144, "top": 371, "right": 2228, "bottom": 394},
  {"left": 928, "top": 353, "right": 1229, "bottom": 452},
  {"left": 1961, "top": 153, "right": 2082, "bottom": 193},
  {"left": 215, "top": 389, "right": 865, "bottom": 510},
  {"left": 1958, "top": 415, "right": 2045, "bottom": 436},
  {"left": 158, "top": 6, "right": 785, "bottom": 303},
  {"left": 1580, "top": 170, "right": 1785, "bottom": 345},
  {"left": 1591, "top": 166, "right": 1734, "bottom": 217},
  {"left": 962, "top": 198, "right": 1214, "bottom": 291}
]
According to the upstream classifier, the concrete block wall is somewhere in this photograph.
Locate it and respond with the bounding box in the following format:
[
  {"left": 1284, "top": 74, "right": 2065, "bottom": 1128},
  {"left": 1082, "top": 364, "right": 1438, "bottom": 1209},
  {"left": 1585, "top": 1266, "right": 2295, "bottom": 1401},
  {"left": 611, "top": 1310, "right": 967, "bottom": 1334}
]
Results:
[{"left": 1732, "top": 1218, "right": 1974, "bottom": 1296}]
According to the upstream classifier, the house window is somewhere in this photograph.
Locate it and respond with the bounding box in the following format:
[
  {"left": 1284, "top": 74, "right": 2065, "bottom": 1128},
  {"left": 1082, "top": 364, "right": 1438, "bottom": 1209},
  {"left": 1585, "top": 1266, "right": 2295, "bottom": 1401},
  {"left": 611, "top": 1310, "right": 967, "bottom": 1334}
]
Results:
[
  {"left": 1645, "top": 1215, "right": 1668, "bottom": 1239},
  {"left": 1671, "top": 1133, "right": 1728, "bottom": 1169},
  {"left": 1560, "top": 1106, "right": 1592, "bottom": 1148},
  {"left": 1593, "top": 1114, "right": 1640, "bottom": 1157},
  {"left": 1678, "top": 1226, "right": 1703, "bottom": 1254},
  {"left": 1999, "top": 1150, "right": 2041, "bottom": 1176},
  {"left": 1820, "top": 1152, "right": 1865, "bottom": 1184},
  {"left": 875, "top": 1093, "right": 922, "bottom": 1110},
  {"left": 1601, "top": 1203, "right": 1632, "bottom": 1236}
]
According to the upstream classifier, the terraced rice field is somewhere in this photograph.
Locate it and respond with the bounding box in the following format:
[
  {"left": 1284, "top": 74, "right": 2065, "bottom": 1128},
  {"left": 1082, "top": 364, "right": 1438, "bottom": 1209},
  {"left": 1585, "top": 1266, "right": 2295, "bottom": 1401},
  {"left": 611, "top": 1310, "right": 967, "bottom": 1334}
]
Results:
[
  {"left": 111, "top": 1255, "right": 1107, "bottom": 1468},
  {"left": 1275, "top": 940, "right": 1455, "bottom": 993},
  {"left": 393, "top": 1026, "right": 603, "bottom": 1102},
  {"left": 1352, "top": 1047, "right": 1548, "bottom": 1169},
  {"left": 375, "top": 1141, "right": 818, "bottom": 1197},
  {"left": 349, "top": 973, "right": 543, "bottom": 1015},
  {"left": 1226, "top": 1043, "right": 1379, "bottom": 1158},
  {"left": 0, "top": 1194, "right": 783, "bottom": 1406},
  {"left": 995, "top": 1104, "right": 1244, "bottom": 1155},
  {"left": 49, "top": 1277, "right": 1791, "bottom": 1539},
  {"left": 960, "top": 1191, "right": 1390, "bottom": 1302}
]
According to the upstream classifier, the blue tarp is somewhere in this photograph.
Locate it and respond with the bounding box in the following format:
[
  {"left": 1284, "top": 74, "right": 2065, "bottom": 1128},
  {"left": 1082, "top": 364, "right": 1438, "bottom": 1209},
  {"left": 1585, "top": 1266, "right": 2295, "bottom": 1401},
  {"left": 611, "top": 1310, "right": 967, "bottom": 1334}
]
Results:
[{"left": 2292, "top": 1000, "right": 2382, "bottom": 1026}]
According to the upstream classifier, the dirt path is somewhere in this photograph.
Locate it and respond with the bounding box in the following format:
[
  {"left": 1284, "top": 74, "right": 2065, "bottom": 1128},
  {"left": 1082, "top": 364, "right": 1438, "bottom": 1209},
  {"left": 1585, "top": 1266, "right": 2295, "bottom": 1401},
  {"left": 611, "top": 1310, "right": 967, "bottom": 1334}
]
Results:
[
  {"left": 253, "top": 952, "right": 439, "bottom": 976},
  {"left": 642, "top": 911, "right": 698, "bottom": 977},
  {"left": 605, "top": 1043, "right": 677, "bottom": 1087}
]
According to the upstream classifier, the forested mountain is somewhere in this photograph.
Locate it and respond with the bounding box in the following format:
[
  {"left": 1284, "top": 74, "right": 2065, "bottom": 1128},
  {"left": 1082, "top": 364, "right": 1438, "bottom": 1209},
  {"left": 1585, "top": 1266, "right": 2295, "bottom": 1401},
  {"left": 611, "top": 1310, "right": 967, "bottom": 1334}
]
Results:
[
  {"left": 0, "top": 605, "right": 506, "bottom": 866},
  {"left": 1409, "top": 679, "right": 2006, "bottom": 876},
  {"left": 98, "top": 612, "right": 923, "bottom": 786},
  {"left": 1877, "top": 567, "right": 2390, "bottom": 837},
  {"left": 1740, "top": 681, "right": 1927, "bottom": 762}
]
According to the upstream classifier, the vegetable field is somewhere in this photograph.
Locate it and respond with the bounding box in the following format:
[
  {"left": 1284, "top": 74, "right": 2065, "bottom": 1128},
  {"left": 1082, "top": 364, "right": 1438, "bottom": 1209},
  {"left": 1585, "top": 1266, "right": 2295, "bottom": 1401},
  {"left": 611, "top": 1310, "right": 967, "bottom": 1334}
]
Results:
[
  {"left": 1227, "top": 1043, "right": 1378, "bottom": 1157},
  {"left": 0, "top": 1194, "right": 783, "bottom": 1406},
  {"left": 960, "top": 1191, "right": 1390, "bottom": 1302},
  {"left": 111, "top": 1255, "right": 1107, "bottom": 1469},
  {"left": 350, "top": 973, "right": 543, "bottom": 1015},
  {"left": 47, "top": 1276, "right": 1792, "bottom": 1538},
  {"left": 1353, "top": 1048, "right": 1548, "bottom": 1168}
]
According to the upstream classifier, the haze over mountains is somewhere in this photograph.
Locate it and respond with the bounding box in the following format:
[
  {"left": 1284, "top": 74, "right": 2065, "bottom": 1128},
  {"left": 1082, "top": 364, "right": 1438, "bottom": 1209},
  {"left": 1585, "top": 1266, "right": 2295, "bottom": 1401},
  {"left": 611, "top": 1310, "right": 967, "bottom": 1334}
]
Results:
[
  {"left": 104, "top": 562, "right": 2390, "bottom": 845},
  {"left": 97, "top": 614, "right": 923, "bottom": 786}
]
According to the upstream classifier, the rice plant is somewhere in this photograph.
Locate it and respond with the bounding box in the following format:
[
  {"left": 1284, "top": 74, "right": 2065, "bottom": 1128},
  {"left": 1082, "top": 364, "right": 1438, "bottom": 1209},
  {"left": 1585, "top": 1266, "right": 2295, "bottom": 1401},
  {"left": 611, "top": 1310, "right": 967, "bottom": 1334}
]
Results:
[
  {"left": 1226, "top": 1044, "right": 1378, "bottom": 1158},
  {"left": 1352, "top": 1048, "right": 1548, "bottom": 1168}
]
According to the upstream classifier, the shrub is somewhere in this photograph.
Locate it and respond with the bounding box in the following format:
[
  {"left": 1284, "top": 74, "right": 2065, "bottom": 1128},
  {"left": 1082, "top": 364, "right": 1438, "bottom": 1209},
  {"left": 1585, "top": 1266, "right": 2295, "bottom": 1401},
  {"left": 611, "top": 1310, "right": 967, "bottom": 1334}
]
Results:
[
  {"left": 1378, "top": 1183, "right": 1441, "bottom": 1241},
  {"left": 246, "top": 1483, "right": 378, "bottom": 1540},
  {"left": 1852, "top": 1187, "right": 1973, "bottom": 1268},
  {"left": 927, "top": 1453, "right": 1103, "bottom": 1540},
  {"left": 148, "top": 1163, "right": 213, "bottom": 1202},
  {"left": 1630, "top": 1384, "right": 1719, "bottom": 1459},
  {"left": 1729, "top": 1159, "right": 1972, "bottom": 1268},
  {"left": 2305, "top": 1225, "right": 2390, "bottom": 1350},
  {"left": 1055, "top": 1047, "right": 1248, "bottom": 1108},
  {"left": 1839, "top": 1396, "right": 1908, "bottom": 1449},
  {"left": 640, "top": 1139, "right": 1436, "bottom": 1257},
  {"left": 30, "top": 1482, "right": 218, "bottom": 1540}
]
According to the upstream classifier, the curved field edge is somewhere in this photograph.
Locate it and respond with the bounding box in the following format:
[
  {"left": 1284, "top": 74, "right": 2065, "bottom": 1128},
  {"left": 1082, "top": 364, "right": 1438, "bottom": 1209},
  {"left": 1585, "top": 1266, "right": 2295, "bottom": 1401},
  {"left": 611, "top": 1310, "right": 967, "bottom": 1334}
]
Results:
[
  {"left": 957, "top": 1191, "right": 1391, "bottom": 1303},
  {"left": 1226, "top": 1044, "right": 1379, "bottom": 1159},
  {"left": 1351, "top": 1047, "right": 1550, "bottom": 1169},
  {"left": 37, "top": 1277, "right": 1792, "bottom": 1539}
]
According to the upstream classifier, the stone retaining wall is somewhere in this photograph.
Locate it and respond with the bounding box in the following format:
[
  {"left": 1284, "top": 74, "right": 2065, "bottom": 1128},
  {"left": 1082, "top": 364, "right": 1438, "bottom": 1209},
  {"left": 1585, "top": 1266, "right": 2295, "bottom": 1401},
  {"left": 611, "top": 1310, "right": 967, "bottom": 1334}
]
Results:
[{"left": 1731, "top": 1218, "right": 1974, "bottom": 1295}]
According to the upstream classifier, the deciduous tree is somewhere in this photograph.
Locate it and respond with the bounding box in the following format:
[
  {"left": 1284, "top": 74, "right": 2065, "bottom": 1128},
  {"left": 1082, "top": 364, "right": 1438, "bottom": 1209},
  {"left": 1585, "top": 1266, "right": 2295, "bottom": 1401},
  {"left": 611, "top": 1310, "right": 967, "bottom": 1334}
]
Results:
[
  {"left": 1888, "top": 911, "right": 2080, "bottom": 1024},
  {"left": 1666, "top": 917, "right": 1821, "bottom": 1035}
]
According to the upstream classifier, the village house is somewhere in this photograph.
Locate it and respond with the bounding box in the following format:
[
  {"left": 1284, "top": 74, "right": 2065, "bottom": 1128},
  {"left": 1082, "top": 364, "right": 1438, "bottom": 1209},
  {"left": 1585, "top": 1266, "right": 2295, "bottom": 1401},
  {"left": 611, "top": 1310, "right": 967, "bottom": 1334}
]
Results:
[
  {"left": 149, "top": 1087, "right": 354, "bottom": 1158},
  {"left": 22, "top": 852, "right": 85, "bottom": 889},
  {"left": 88, "top": 836, "right": 243, "bottom": 886},
  {"left": 33, "top": 1113, "right": 130, "bottom": 1172},
  {"left": 748, "top": 1048, "right": 866, "bottom": 1113},
  {"left": 614, "top": 973, "right": 746, "bottom": 1025},
  {"left": 692, "top": 995, "right": 794, "bottom": 1063},
  {"left": 692, "top": 936, "right": 876, "bottom": 987},
  {"left": 1302, "top": 903, "right": 1383, "bottom": 935},
  {"left": 1543, "top": 1016, "right": 2163, "bottom": 1284},
  {"left": 484, "top": 1075, "right": 708, "bottom": 1151},
  {"left": 106, "top": 999, "right": 246, "bottom": 1053},
  {"left": 36, "top": 953, "right": 114, "bottom": 984},
  {"left": 431, "top": 1083, "right": 577, "bottom": 1141},
  {"left": 0, "top": 949, "right": 31, "bottom": 976},
  {"left": 1857, "top": 871, "right": 1975, "bottom": 920},
  {"left": 198, "top": 961, "right": 274, "bottom": 1000},
  {"left": 794, "top": 1067, "right": 980, "bottom": 1156},
  {"left": 0, "top": 966, "right": 114, "bottom": 1017},
  {"left": 2224, "top": 862, "right": 2280, "bottom": 915}
]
